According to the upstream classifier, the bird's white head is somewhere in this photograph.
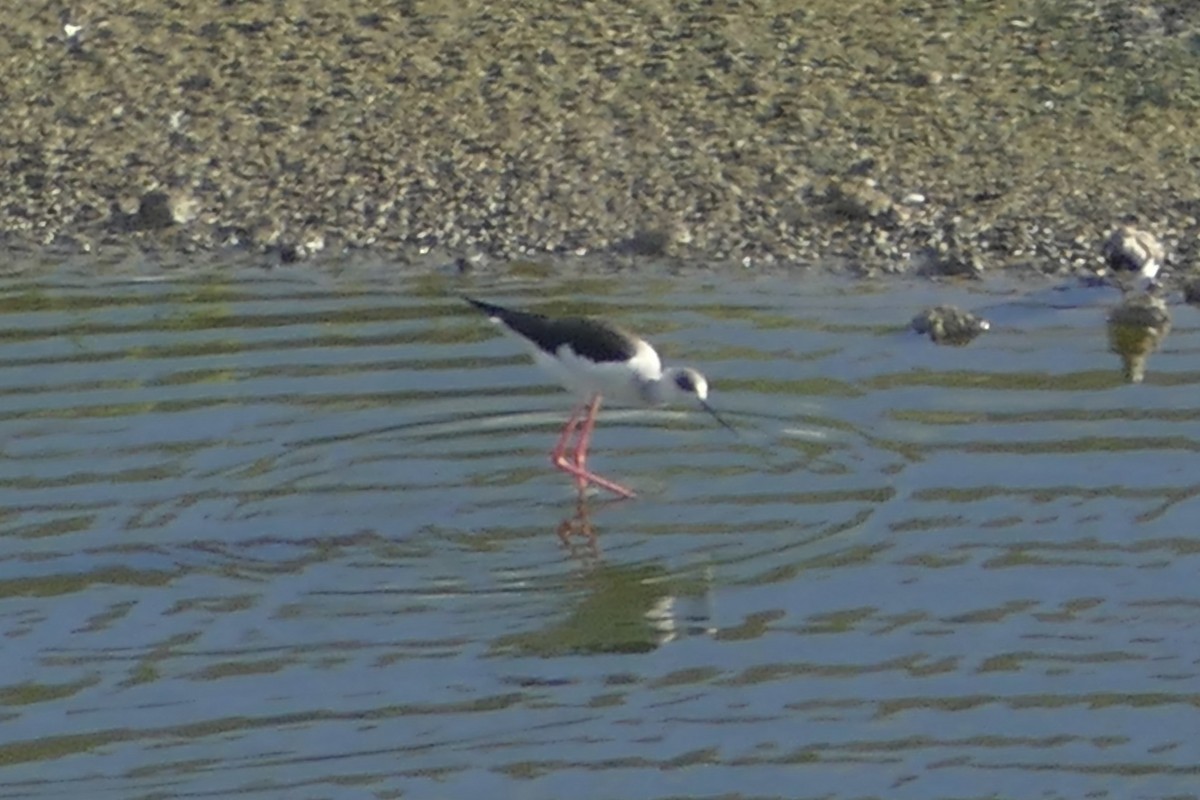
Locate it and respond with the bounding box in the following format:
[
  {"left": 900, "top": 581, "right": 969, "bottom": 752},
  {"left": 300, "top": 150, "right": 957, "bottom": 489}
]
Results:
[
  {"left": 660, "top": 367, "right": 710, "bottom": 403},
  {"left": 658, "top": 367, "right": 736, "bottom": 434}
]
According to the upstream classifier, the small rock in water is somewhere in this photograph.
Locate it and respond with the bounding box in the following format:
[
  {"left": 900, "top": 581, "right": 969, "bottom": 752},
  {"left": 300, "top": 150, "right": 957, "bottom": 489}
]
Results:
[
  {"left": 1101, "top": 225, "right": 1164, "bottom": 286},
  {"left": 910, "top": 304, "right": 990, "bottom": 345}
]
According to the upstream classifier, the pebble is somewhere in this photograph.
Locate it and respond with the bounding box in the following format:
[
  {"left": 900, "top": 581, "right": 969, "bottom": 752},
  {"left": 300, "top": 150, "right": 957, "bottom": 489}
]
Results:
[{"left": 911, "top": 305, "right": 991, "bottom": 345}]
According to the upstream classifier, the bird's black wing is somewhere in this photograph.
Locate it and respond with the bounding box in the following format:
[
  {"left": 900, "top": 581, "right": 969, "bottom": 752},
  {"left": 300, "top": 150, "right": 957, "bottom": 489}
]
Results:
[{"left": 464, "top": 296, "right": 640, "bottom": 363}]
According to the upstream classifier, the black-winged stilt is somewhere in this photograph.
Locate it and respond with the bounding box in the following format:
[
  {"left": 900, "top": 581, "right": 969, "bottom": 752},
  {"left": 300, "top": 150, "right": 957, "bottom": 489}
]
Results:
[{"left": 464, "top": 296, "right": 734, "bottom": 498}]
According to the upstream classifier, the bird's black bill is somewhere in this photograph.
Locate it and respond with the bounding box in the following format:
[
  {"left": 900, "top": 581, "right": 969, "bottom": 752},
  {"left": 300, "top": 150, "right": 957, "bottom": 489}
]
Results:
[{"left": 701, "top": 400, "right": 738, "bottom": 436}]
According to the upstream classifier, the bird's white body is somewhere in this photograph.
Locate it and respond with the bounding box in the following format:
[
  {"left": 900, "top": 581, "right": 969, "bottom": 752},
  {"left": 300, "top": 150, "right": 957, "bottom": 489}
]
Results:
[
  {"left": 527, "top": 335, "right": 661, "bottom": 405},
  {"left": 493, "top": 328, "right": 708, "bottom": 409}
]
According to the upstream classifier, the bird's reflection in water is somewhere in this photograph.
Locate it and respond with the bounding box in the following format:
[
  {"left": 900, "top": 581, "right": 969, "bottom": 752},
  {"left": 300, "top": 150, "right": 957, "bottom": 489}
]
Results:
[
  {"left": 1107, "top": 293, "right": 1172, "bottom": 384},
  {"left": 488, "top": 501, "right": 716, "bottom": 657},
  {"left": 556, "top": 497, "right": 601, "bottom": 561},
  {"left": 491, "top": 554, "right": 715, "bottom": 656}
]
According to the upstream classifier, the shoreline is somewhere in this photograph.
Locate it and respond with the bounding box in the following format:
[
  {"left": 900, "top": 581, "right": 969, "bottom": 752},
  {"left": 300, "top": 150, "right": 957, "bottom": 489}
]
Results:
[{"left": 3, "top": 1, "right": 1198, "bottom": 282}]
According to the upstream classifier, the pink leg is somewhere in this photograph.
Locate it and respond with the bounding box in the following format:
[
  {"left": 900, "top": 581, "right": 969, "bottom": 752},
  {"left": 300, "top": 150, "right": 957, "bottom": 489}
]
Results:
[
  {"left": 549, "top": 401, "right": 590, "bottom": 492},
  {"left": 573, "top": 395, "right": 601, "bottom": 472},
  {"left": 551, "top": 395, "right": 637, "bottom": 499},
  {"left": 551, "top": 401, "right": 587, "bottom": 466},
  {"left": 549, "top": 401, "right": 593, "bottom": 492}
]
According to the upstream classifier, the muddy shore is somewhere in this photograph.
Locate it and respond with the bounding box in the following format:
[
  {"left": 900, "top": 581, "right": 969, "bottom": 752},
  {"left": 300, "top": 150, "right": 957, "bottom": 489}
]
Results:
[{"left": 3, "top": 0, "right": 1199, "bottom": 279}]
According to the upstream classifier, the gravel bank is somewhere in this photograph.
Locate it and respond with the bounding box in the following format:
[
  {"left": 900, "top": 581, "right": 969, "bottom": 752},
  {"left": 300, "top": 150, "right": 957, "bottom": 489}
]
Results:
[{"left": 3, "top": 0, "right": 1200, "bottom": 278}]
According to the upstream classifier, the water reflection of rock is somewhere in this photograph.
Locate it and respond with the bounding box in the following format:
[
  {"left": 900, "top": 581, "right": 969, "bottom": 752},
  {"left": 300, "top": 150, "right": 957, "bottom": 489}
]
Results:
[
  {"left": 1107, "top": 293, "right": 1171, "bottom": 384},
  {"left": 911, "top": 304, "right": 990, "bottom": 345}
]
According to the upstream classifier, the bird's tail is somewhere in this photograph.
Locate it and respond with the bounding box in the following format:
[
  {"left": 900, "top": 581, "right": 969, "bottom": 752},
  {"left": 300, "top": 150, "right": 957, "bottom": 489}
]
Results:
[{"left": 462, "top": 295, "right": 507, "bottom": 319}]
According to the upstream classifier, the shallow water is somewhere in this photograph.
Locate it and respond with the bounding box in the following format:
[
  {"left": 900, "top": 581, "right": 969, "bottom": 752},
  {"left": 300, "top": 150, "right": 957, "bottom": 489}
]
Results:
[{"left": 1, "top": 267, "right": 1198, "bottom": 799}]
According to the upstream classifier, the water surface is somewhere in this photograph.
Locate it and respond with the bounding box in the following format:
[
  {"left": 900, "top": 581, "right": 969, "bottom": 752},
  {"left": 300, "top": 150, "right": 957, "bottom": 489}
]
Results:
[{"left": 1, "top": 268, "right": 1198, "bottom": 799}]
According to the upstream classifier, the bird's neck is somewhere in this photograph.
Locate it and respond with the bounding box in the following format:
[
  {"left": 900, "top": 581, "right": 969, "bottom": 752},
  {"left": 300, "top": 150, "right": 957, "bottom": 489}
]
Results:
[{"left": 639, "top": 375, "right": 667, "bottom": 406}]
